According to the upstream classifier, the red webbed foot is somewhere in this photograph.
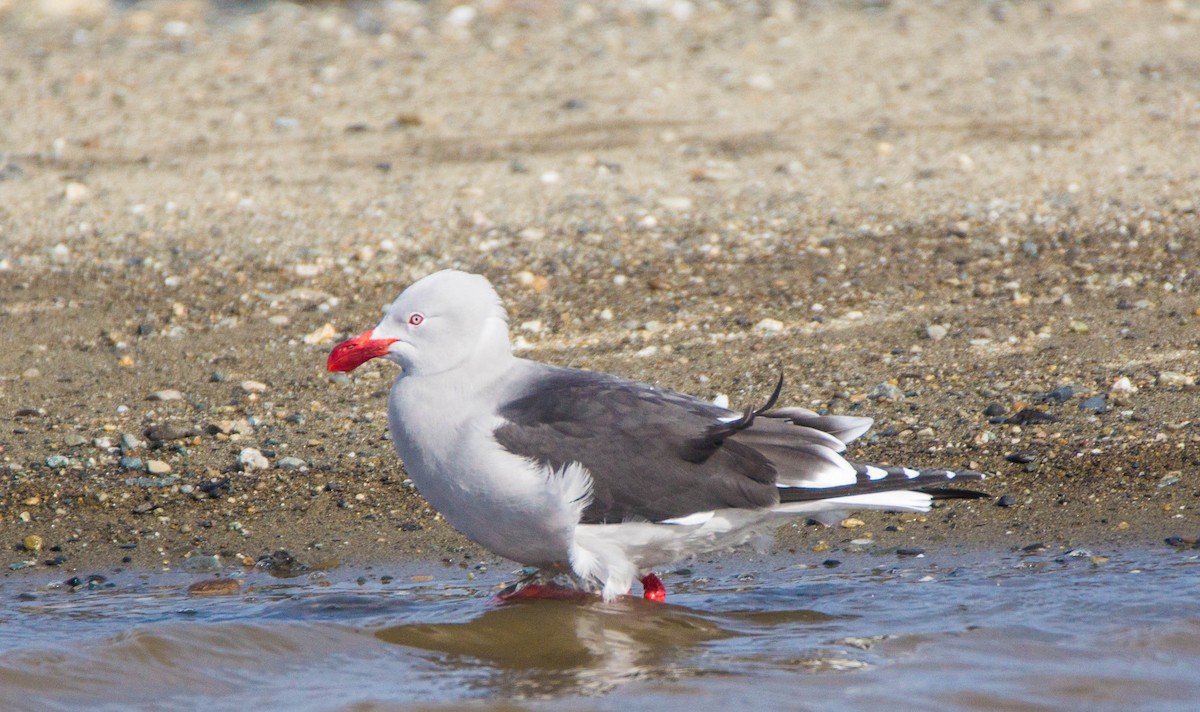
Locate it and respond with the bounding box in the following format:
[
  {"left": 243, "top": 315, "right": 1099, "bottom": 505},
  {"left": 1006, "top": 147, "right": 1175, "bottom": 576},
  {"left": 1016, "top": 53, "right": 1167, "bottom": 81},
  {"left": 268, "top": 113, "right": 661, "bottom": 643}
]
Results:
[
  {"left": 496, "top": 580, "right": 590, "bottom": 601},
  {"left": 641, "top": 573, "right": 666, "bottom": 603}
]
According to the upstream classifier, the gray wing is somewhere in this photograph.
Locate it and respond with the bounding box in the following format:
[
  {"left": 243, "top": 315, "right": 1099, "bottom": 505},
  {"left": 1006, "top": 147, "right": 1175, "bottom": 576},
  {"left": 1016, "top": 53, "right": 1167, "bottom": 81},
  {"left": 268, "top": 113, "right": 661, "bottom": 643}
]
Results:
[{"left": 491, "top": 366, "right": 873, "bottom": 524}]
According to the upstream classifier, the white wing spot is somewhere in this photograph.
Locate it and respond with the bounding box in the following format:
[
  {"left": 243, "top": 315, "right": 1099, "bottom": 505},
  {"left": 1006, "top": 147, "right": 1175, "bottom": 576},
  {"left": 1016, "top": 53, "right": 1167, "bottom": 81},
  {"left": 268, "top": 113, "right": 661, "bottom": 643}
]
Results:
[
  {"left": 865, "top": 465, "right": 888, "bottom": 481},
  {"left": 944, "top": 470, "right": 957, "bottom": 479},
  {"left": 902, "top": 468, "right": 920, "bottom": 479},
  {"left": 661, "top": 511, "right": 715, "bottom": 526}
]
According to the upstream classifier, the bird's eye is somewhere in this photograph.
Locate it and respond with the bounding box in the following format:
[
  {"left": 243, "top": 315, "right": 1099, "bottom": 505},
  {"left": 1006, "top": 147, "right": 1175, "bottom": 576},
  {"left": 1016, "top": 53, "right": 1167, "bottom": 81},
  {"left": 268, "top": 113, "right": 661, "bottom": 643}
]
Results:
[{"left": 407, "top": 313, "right": 425, "bottom": 327}]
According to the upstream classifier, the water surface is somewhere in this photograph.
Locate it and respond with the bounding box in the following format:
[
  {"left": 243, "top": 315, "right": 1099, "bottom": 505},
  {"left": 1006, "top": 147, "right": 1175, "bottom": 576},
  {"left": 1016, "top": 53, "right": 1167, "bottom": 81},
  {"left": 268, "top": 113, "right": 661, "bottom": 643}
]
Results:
[{"left": 2, "top": 549, "right": 1197, "bottom": 711}]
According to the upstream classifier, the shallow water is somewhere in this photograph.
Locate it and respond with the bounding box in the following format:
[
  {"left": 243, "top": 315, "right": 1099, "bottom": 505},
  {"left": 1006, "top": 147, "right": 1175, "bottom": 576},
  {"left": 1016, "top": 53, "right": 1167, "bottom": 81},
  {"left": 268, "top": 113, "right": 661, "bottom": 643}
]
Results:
[{"left": 2, "top": 549, "right": 1198, "bottom": 712}]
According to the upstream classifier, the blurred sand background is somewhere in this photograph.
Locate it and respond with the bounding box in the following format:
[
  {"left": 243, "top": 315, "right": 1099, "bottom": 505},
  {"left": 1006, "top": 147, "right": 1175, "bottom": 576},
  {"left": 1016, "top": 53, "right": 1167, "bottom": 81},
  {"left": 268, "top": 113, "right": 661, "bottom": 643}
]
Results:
[{"left": 1, "top": 0, "right": 1198, "bottom": 574}]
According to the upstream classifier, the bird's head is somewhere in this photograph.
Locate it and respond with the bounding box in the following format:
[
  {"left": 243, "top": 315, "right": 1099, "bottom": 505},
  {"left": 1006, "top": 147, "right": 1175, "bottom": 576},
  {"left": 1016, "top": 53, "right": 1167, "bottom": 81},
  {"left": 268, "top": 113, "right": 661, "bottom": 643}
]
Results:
[{"left": 326, "top": 270, "right": 510, "bottom": 376}]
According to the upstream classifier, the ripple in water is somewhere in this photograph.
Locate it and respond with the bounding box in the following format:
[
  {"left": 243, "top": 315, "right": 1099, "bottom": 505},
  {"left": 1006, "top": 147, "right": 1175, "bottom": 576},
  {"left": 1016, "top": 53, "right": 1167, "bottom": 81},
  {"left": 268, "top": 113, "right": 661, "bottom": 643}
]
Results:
[{"left": 1, "top": 550, "right": 1198, "bottom": 711}]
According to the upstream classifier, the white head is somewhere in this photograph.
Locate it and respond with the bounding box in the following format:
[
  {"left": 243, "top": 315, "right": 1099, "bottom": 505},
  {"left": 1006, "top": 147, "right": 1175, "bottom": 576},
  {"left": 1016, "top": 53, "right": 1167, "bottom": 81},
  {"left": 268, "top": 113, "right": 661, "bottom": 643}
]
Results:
[{"left": 327, "top": 270, "right": 511, "bottom": 376}]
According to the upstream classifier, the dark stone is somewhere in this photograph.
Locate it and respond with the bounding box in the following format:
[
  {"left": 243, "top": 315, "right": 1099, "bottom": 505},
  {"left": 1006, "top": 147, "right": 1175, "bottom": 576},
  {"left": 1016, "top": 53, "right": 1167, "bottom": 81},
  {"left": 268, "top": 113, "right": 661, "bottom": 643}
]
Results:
[
  {"left": 43, "top": 556, "right": 67, "bottom": 566},
  {"left": 897, "top": 548, "right": 925, "bottom": 557},
  {"left": 1021, "top": 542, "right": 1047, "bottom": 553},
  {"left": 1005, "top": 452, "right": 1037, "bottom": 464},
  {"left": 996, "top": 495, "right": 1017, "bottom": 507},
  {"left": 1032, "top": 385, "right": 1074, "bottom": 404},
  {"left": 821, "top": 559, "right": 842, "bottom": 568},
  {"left": 983, "top": 403, "right": 1007, "bottom": 417},
  {"left": 145, "top": 424, "right": 198, "bottom": 442},
  {"left": 198, "top": 478, "right": 231, "bottom": 497},
  {"left": 1005, "top": 409, "right": 1059, "bottom": 425},
  {"left": 257, "top": 549, "right": 309, "bottom": 578},
  {"left": 1079, "top": 396, "right": 1109, "bottom": 413}
]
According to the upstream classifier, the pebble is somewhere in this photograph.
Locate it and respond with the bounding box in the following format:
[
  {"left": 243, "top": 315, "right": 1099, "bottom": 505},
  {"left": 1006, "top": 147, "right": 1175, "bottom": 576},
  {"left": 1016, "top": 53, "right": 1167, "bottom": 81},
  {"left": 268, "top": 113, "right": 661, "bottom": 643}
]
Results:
[
  {"left": 147, "top": 389, "right": 183, "bottom": 401},
  {"left": 896, "top": 547, "right": 925, "bottom": 557},
  {"left": 1079, "top": 395, "right": 1108, "bottom": 413},
  {"left": 1004, "top": 408, "right": 1058, "bottom": 425},
  {"left": 1033, "top": 385, "right": 1074, "bottom": 404},
  {"left": 145, "top": 460, "right": 172, "bottom": 475},
  {"left": 21, "top": 368, "right": 41, "bottom": 380},
  {"left": 925, "top": 324, "right": 948, "bottom": 341},
  {"left": 187, "top": 578, "right": 241, "bottom": 596},
  {"left": 119, "top": 457, "right": 145, "bottom": 471},
  {"left": 238, "top": 447, "right": 270, "bottom": 470},
  {"left": 257, "top": 550, "right": 308, "bottom": 578},
  {"left": 1068, "top": 320, "right": 1089, "bottom": 333},
  {"left": 44, "top": 455, "right": 70, "bottom": 468},
  {"left": 868, "top": 383, "right": 903, "bottom": 400},
  {"left": 1109, "top": 376, "right": 1137, "bottom": 405},
  {"left": 145, "top": 424, "right": 196, "bottom": 442},
  {"left": 182, "top": 554, "right": 222, "bottom": 573},
  {"left": 120, "top": 433, "right": 146, "bottom": 451},
  {"left": 754, "top": 318, "right": 784, "bottom": 333},
  {"left": 982, "top": 403, "right": 1007, "bottom": 417},
  {"left": 23, "top": 535, "right": 43, "bottom": 553},
  {"left": 1157, "top": 371, "right": 1194, "bottom": 388},
  {"left": 241, "top": 380, "right": 268, "bottom": 394},
  {"left": 63, "top": 433, "right": 87, "bottom": 447},
  {"left": 996, "top": 495, "right": 1017, "bottom": 507},
  {"left": 64, "top": 181, "right": 91, "bottom": 202},
  {"left": 658, "top": 196, "right": 693, "bottom": 211},
  {"left": 303, "top": 323, "right": 337, "bottom": 345},
  {"left": 276, "top": 456, "right": 308, "bottom": 471},
  {"left": 208, "top": 419, "right": 254, "bottom": 436},
  {"left": 840, "top": 517, "right": 866, "bottom": 528}
]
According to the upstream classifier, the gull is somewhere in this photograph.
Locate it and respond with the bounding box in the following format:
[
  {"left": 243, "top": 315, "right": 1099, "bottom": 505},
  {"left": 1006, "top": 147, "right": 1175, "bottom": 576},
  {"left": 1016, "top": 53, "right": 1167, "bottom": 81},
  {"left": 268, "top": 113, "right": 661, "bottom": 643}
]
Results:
[{"left": 327, "top": 270, "right": 985, "bottom": 602}]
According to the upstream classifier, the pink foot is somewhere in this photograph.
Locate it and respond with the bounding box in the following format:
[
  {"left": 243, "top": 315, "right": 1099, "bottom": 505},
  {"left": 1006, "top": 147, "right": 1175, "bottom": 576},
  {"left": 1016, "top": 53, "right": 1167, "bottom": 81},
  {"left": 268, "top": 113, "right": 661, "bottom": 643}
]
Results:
[
  {"left": 641, "top": 573, "right": 667, "bottom": 603},
  {"left": 496, "top": 581, "right": 590, "bottom": 601}
]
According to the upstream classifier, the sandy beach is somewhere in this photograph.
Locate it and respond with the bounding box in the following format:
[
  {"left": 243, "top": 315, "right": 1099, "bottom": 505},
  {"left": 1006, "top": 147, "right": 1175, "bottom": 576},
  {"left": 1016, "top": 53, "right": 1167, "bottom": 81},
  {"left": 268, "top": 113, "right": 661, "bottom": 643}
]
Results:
[{"left": 1, "top": 0, "right": 1198, "bottom": 577}]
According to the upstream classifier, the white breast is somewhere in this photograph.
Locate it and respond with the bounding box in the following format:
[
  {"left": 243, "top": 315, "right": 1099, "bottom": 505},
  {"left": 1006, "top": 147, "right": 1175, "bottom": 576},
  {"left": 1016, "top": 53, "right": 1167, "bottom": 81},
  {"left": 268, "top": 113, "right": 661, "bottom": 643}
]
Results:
[{"left": 387, "top": 374, "right": 581, "bottom": 567}]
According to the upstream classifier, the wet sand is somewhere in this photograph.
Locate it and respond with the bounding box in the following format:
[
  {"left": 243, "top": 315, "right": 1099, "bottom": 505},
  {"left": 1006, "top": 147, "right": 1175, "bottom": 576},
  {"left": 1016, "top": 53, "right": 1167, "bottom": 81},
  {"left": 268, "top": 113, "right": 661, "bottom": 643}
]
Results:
[{"left": 1, "top": 0, "right": 1198, "bottom": 577}]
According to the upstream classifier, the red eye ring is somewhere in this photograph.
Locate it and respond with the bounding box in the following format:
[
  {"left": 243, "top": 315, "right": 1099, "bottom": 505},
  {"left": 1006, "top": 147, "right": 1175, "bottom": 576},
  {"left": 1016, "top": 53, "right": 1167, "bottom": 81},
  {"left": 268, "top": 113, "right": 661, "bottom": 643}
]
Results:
[{"left": 407, "top": 313, "right": 424, "bottom": 327}]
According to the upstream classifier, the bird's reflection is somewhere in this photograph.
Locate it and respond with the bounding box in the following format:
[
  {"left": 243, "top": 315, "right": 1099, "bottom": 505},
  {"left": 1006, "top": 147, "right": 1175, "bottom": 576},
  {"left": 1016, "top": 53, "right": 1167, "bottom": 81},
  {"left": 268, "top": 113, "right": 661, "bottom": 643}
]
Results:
[{"left": 374, "top": 597, "right": 732, "bottom": 697}]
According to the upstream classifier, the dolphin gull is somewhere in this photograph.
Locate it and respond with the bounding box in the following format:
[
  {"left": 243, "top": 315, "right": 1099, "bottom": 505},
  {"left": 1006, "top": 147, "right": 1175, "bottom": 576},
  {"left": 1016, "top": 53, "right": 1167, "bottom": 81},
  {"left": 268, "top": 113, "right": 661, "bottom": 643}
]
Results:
[{"left": 327, "top": 270, "right": 986, "bottom": 601}]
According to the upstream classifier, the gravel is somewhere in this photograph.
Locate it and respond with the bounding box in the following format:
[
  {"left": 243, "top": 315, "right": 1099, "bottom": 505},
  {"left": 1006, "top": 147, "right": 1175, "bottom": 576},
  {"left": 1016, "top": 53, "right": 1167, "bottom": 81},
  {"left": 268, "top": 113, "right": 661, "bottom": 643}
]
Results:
[{"left": 1, "top": 0, "right": 1197, "bottom": 574}]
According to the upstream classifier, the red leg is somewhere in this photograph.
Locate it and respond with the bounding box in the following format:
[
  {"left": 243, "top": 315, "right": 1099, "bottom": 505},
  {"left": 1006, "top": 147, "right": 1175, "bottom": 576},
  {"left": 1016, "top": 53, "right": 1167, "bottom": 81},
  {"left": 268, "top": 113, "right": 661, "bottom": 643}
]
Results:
[{"left": 641, "top": 573, "right": 667, "bottom": 603}]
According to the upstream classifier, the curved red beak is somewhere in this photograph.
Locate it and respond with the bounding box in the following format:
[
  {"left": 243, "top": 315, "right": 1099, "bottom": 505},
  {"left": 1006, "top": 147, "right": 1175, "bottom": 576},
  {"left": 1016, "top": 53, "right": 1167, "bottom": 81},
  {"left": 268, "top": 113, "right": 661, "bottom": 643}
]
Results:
[{"left": 326, "top": 330, "right": 399, "bottom": 372}]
